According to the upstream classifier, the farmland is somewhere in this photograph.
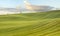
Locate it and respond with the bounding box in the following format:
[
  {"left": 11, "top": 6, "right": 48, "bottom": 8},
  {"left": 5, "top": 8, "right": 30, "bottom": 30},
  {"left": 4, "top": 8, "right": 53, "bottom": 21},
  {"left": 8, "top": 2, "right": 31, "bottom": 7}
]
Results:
[{"left": 0, "top": 10, "right": 60, "bottom": 36}]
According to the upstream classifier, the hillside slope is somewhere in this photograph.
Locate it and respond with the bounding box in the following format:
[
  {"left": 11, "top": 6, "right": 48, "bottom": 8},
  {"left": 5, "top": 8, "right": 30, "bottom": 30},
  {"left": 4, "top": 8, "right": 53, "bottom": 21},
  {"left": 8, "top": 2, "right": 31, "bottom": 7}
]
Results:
[{"left": 0, "top": 10, "right": 60, "bottom": 36}]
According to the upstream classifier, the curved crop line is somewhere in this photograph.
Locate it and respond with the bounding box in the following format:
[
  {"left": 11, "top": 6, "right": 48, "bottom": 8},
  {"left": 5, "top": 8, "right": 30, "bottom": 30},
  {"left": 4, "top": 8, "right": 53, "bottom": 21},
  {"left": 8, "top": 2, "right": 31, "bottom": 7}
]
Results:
[
  {"left": 24, "top": 22, "right": 59, "bottom": 36},
  {"left": 26, "top": 24, "right": 59, "bottom": 35}
]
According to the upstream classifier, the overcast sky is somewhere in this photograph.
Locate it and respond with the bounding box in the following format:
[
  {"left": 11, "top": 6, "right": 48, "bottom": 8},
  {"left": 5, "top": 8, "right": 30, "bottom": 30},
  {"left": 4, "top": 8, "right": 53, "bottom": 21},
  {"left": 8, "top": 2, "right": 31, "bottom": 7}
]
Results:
[{"left": 0, "top": 0, "right": 60, "bottom": 8}]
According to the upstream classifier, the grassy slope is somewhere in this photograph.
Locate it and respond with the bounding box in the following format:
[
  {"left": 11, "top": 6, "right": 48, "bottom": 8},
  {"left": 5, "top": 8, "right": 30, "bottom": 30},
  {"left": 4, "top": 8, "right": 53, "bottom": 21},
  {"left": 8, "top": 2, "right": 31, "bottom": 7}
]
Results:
[{"left": 0, "top": 10, "right": 60, "bottom": 36}]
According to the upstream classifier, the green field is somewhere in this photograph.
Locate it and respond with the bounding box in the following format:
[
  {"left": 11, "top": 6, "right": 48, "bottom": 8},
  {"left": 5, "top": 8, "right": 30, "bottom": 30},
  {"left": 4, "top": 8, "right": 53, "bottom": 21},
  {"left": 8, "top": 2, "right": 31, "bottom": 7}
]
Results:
[{"left": 0, "top": 10, "right": 60, "bottom": 36}]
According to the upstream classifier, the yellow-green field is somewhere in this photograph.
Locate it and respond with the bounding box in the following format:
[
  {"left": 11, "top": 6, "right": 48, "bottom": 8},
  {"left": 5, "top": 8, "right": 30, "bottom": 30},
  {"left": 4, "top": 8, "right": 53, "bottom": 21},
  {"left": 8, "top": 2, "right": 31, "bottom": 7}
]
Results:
[{"left": 0, "top": 10, "right": 60, "bottom": 36}]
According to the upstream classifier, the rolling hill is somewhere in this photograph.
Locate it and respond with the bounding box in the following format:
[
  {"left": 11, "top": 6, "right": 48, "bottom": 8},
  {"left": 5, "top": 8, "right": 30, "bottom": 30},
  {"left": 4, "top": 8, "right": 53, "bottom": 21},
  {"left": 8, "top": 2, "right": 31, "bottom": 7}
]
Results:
[{"left": 0, "top": 10, "right": 60, "bottom": 36}]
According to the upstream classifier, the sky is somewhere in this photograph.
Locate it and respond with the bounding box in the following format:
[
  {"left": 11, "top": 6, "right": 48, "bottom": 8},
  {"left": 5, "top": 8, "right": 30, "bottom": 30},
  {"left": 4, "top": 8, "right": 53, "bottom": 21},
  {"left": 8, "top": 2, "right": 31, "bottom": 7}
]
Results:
[{"left": 0, "top": 0, "right": 60, "bottom": 8}]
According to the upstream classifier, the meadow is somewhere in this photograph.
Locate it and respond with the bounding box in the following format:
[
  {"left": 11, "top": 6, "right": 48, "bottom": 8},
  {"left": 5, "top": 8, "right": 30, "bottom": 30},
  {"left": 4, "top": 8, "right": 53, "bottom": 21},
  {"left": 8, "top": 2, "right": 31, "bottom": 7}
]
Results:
[{"left": 0, "top": 10, "right": 60, "bottom": 36}]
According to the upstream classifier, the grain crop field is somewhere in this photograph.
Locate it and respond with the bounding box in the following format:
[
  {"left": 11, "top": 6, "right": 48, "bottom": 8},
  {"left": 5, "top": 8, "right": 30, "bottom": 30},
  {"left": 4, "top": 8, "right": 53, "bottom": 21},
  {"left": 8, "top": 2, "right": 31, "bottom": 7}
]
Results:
[{"left": 0, "top": 10, "right": 60, "bottom": 36}]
